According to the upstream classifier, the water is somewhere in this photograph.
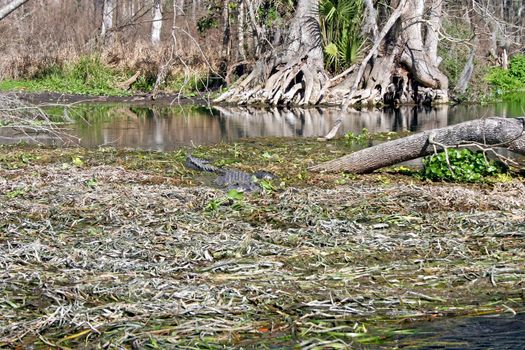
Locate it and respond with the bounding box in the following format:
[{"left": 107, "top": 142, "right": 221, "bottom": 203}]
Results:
[
  {"left": 393, "top": 313, "right": 525, "bottom": 349},
  {"left": 1, "top": 99, "right": 524, "bottom": 150}
]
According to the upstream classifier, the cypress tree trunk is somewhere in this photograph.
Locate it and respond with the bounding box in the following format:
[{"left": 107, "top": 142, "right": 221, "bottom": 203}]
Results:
[{"left": 215, "top": 0, "right": 328, "bottom": 106}]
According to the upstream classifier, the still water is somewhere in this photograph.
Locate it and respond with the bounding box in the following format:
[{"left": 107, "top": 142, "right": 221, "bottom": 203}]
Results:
[
  {"left": 392, "top": 312, "right": 525, "bottom": 349},
  {"left": 1, "top": 98, "right": 524, "bottom": 149}
]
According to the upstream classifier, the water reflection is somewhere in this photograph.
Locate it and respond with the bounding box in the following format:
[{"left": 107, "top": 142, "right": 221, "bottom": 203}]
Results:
[
  {"left": 1, "top": 100, "right": 524, "bottom": 150},
  {"left": 394, "top": 313, "right": 525, "bottom": 349}
]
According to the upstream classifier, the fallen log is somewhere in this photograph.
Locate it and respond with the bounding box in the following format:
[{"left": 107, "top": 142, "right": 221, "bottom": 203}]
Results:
[{"left": 309, "top": 117, "right": 525, "bottom": 174}]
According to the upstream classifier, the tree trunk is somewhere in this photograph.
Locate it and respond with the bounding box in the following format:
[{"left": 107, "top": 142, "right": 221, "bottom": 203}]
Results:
[
  {"left": 0, "top": 0, "right": 29, "bottom": 21},
  {"left": 216, "top": 0, "right": 449, "bottom": 108},
  {"left": 221, "top": 0, "right": 231, "bottom": 60},
  {"left": 151, "top": 0, "right": 163, "bottom": 45},
  {"left": 399, "top": 0, "right": 448, "bottom": 90},
  {"left": 424, "top": 0, "right": 442, "bottom": 66},
  {"left": 327, "top": 0, "right": 448, "bottom": 107},
  {"left": 309, "top": 118, "right": 525, "bottom": 174},
  {"left": 237, "top": 0, "right": 246, "bottom": 60},
  {"left": 101, "top": 0, "right": 115, "bottom": 37},
  {"left": 215, "top": 0, "right": 328, "bottom": 106}
]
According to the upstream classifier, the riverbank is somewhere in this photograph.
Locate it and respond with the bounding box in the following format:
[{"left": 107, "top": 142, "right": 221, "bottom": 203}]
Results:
[
  {"left": 14, "top": 91, "right": 210, "bottom": 107},
  {"left": 1, "top": 144, "right": 524, "bottom": 348}
]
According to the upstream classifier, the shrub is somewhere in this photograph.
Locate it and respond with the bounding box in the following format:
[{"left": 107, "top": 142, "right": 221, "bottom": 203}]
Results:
[
  {"left": 319, "top": 0, "right": 364, "bottom": 73},
  {"left": 486, "top": 54, "right": 525, "bottom": 94},
  {"left": 422, "top": 148, "right": 505, "bottom": 182}
]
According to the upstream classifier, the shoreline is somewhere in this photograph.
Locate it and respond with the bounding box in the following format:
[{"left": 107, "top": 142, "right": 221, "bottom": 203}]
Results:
[{"left": 11, "top": 91, "right": 211, "bottom": 107}]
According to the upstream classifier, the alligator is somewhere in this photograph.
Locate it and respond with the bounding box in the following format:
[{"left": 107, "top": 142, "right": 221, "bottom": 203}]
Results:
[{"left": 185, "top": 155, "right": 276, "bottom": 192}]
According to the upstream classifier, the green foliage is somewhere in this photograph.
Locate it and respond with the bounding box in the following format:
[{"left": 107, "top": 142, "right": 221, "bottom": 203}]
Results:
[
  {"left": 197, "top": 12, "right": 219, "bottom": 33},
  {"left": 84, "top": 177, "right": 98, "bottom": 188},
  {"left": 257, "top": 178, "right": 275, "bottom": 192},
  {"left": 0, "top": 56, "right": 129, "bottom": 96},
  {"left": 205, "top": 189, "right": 245, "bottom": 212},
  {"left": 132, "top": 74, "right": 157, "bottom": 92},
  {"left": 486, "top": 54, "right": 525, "bottom": 95},
  {"left": 422, "top": 148, "right": 505, "bottom": 182},
  {"left": 164, "top": 73, "right": 223, "bottom": 96},
  {"left": 6, "top": 187, "right": 26, "bottom": 199},
  {"left": 319, "top": 0, "right": 364, "bottom": 73},
  {"left": 257, "top": 0, "right": 294, "bottom": 27},
  {"left": 344, "top": 128, "right": 370, "bottom": 145}
]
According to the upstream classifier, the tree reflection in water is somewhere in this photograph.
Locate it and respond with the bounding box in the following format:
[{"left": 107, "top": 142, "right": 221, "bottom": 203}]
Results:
[{"left": 2, "top": 101, "right": 523, "bottom": 150}]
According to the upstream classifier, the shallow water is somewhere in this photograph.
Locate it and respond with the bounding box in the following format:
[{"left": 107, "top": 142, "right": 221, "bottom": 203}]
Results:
[
  {"left": 1, "top": 98, "right": 524, "bottom": 150},
  {"left": 393, "top": 312, "right": 525, "bottom": 349}
]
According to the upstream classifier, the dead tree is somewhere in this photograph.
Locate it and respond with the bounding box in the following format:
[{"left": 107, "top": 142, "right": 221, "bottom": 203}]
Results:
[
  {"left": 309, "top": 117, "right": 525, "bottom": 174},
  {"left": 101, "top": 0, "right": 115, "bottom": 37}
]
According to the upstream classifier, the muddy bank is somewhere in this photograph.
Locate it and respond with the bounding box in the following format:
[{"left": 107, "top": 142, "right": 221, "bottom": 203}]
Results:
[
  {"left": 14, "top": 91, "right": 209, "bottom": 107},
  {"left": 1, "top": 145, "right": 524, "bottom": 348}
]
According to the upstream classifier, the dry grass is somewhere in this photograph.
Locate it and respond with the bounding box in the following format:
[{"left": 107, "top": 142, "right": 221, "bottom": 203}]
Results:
[
  {"left": 0, "top": 1, "right": 223, "bottom": 83},
  {"left": 0, "top": 146, "right": 524, "bottom": 348}
]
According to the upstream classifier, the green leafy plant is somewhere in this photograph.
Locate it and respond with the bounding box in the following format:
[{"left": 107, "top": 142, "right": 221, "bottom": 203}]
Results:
[
  {"left": 205, "top": 189, "right": 245, "bottom": 212},
  {"left": 6, "top": 188, "right": 26, "bottom": 199},
  {"left": 84, "top": 177, "right": 98, "bottom": 188},
  {"left": 0, "top": 55, "right": 129, "bottom": 96},
  {"left": 344, "top": 128, "right": 370, "bottom": 145},
  {"left": 319, "top": 0, "right": 364, "bottom": 72},
  {"left": 486, "top": 54, "right": 525, "bottom": 95},
  {"left": 422, "top": 148, "right": 505, "bottom": 182}
]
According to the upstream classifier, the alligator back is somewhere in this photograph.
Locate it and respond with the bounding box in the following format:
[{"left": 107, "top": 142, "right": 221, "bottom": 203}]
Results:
[
  {"left": 185, "top": 155, "right": 221, "bottom": 173},
  {"left": 215, "top": 170, "right": 259, "bottom": 192}
]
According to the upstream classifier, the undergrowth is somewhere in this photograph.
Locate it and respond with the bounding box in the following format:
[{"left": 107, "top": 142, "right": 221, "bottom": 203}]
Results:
[
  {"left": 486, "top": 54, "right": 525, "bottom": 97},
  {"left": 0, "top": 56, "right": 130, "bottom": 96},
  {"left": 422, "top": 148, "right": 507, "bottom": 182},
  {"left": 0, "top": 55, "right": 221, "bottom": 97}
]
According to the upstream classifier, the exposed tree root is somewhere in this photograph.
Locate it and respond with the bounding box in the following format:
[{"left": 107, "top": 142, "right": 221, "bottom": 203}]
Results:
[
  {"left": 214, "top": 0, "right": 328, "bottom": 106},
  {"left": 216, "top": 0, "right": 449, "bottom": 111}
]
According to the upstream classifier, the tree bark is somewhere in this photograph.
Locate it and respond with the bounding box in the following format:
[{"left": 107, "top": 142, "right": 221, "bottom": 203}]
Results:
[
  {"left": 400, "top": 0, "right": 448, "bottom": 90},
  {"left": 151, "top": 0, "right": 163, "bottom": 45},
  {"left": 309, "top": 118, "right": 525, "bottom": 173},
  {"left": 0, "top": 0, "right": 29, "bottom": 21},
  {"left": 221, "top": 0, "right": 231, "bottom": 59},
  {"left": 455, "top": 45, "right": 476, "bottom": 94},
  {"left": 101, "top": 0, "right": 115, "bottom": 37},
  {"left": 237, "top": 0, "right": 246, "bottom": 60},
  {"left": 424, "top": 0, "right": 443, "bottom": 66},
  {"left": 215, "top": 0, "right": 328, "bottom": 106},
  {"left": 327, "top": 0, "right": 448, "bottom": 108}
]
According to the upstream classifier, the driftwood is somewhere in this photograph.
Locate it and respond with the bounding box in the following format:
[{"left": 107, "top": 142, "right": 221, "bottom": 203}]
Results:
[
  {"left": 115, "top": 70, "right": 141, "bottom": 90},
  {"left": 309, "top": 117, "right": 525, "bottom": 174}
]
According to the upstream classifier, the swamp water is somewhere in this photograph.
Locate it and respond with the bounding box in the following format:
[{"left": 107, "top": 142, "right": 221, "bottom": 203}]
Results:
[
  {"left": 1, "top": 98, "right": 525, "bottom": 149},
  {"left": 390, "top": 312, "right": 525, "bottom": 349}
]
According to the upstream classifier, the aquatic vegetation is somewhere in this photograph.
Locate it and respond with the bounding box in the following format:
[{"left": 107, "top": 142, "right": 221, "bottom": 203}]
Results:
[
  {"left": 0, "top": 143, "right": 524, "bottom": 347},
  {"left": 422, "top": 148, "right": 506, "bottom": 182},
  {"left": 343, "top": 128, "right": 370, "bottom": 145}
]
